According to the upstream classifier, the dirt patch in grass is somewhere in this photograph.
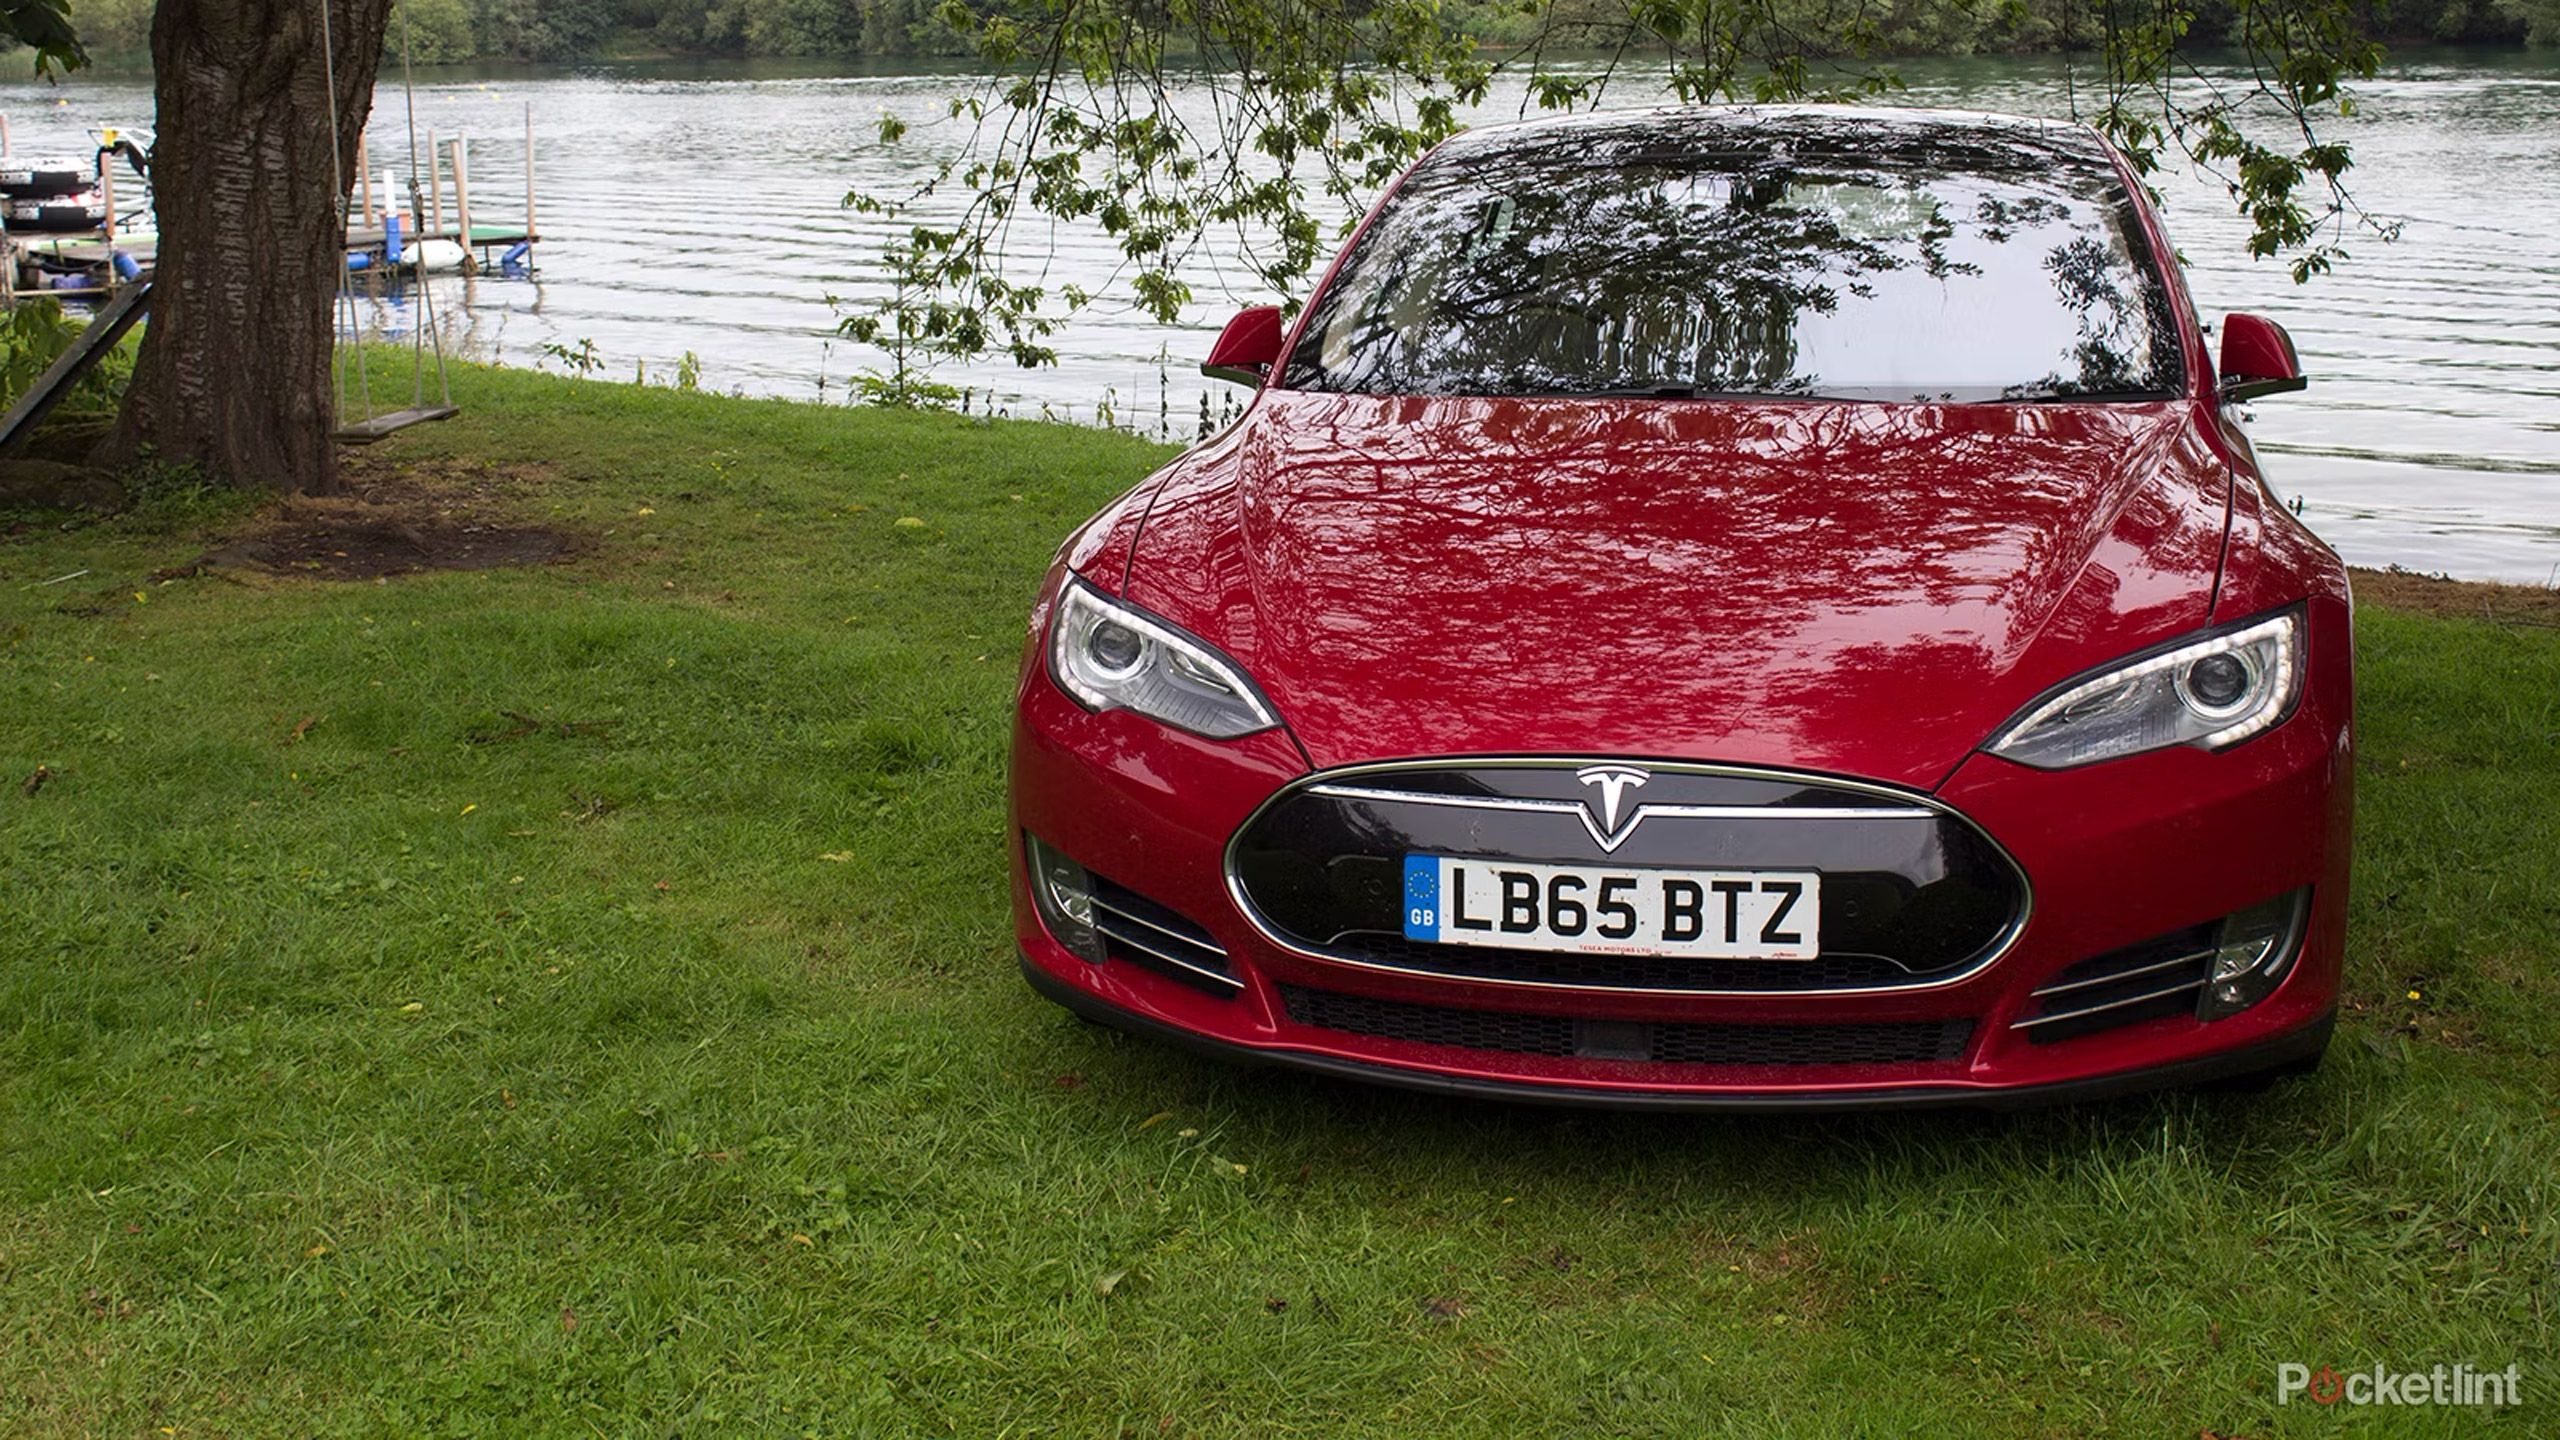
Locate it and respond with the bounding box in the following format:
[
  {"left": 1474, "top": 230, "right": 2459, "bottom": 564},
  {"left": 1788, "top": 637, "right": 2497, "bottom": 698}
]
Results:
[
  {"left": 197, "top": 453, "right": 580, "bottom": 581},
  {"left": 2351, "top": 567, "right": 2560, "bottom": 626}
]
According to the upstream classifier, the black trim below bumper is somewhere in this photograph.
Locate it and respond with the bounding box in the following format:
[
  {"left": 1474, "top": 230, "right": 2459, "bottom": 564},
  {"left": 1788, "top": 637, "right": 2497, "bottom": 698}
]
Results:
[{"left": 1020, "top": 954, "right": 2333, "bottom": 1113}]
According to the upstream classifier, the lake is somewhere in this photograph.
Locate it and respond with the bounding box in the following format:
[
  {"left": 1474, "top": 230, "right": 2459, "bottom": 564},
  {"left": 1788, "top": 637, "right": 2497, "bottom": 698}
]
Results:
[{"left": 4, "top": 47, "right": 2555, "bottom": 582}]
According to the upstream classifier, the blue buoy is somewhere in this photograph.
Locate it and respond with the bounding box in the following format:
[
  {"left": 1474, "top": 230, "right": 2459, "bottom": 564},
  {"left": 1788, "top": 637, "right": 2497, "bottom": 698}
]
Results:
[
  {"left": 499, "top": 239, "right": 532, "bottom": 278},
  {"left": 384, "top": 212, "right": 404, "bottom": 267},
  {"left": 110, "top": 250, "right": 140, "bottom": 281}
]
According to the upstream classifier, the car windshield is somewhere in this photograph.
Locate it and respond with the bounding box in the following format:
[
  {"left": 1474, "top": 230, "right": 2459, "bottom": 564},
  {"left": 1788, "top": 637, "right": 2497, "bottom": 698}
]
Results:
[{"left": 1284, "top": 113, "right": 2185, "bottom": 403}]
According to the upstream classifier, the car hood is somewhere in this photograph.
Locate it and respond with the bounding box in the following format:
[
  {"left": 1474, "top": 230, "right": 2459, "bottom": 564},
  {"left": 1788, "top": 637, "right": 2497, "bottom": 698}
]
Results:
[{"left": 1118, "top": 390, "right": 2232, "bottom": 790}]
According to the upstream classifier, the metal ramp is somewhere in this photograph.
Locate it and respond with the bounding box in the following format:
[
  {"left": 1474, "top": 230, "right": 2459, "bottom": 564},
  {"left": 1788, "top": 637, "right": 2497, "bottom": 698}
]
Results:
[{"left": 0, "top": 280, "right": 151, "bottom": 457}]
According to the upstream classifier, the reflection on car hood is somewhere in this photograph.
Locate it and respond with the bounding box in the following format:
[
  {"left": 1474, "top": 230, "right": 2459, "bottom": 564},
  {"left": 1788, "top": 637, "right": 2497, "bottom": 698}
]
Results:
[{"left": 1119, "top": 390, "right": 2232, "bottom": 788}]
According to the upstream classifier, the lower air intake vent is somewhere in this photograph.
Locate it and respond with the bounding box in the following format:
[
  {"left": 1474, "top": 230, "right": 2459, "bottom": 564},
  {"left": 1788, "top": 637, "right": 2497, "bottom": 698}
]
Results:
[
  {"left": 2011, "top": 922, "right": 2216, "bottom": 1044},
  {"left": 1317, "top": 933, "right": 1927, "bottom": 992},
  {"left": 1091, "top": 874, "right": 1238, "bottom": 997},
  {"left": 1279, "top": 986, "right": 1972, "bottom": 1066}
]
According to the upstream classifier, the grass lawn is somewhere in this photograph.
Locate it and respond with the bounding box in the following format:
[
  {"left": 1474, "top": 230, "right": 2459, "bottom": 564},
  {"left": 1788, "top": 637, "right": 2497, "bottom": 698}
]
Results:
[{"left": 2, "top": 364, "right": 2553, "bottom": 1436}]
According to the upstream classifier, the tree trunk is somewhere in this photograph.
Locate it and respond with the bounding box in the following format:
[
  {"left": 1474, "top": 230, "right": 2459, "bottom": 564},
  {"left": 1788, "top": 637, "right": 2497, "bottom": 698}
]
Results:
[{"left": 93, "top": 0, "right": 393, "bottom": 495}]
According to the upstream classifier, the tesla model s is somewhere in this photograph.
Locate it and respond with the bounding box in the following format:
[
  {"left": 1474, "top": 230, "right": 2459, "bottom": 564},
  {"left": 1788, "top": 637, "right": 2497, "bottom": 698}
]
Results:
[{"left": 1008, "top": 105, "right": 2348, "bottom": 1109}]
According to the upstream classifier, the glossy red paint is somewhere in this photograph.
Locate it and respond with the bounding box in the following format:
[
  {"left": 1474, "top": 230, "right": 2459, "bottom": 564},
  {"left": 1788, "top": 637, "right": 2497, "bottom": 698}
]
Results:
[
  {"left": 1123, "top": 391, "right": 2234, "bottom": 787},
  {"left": 1009, "top": 107, "right": 2349, "bottom": 1108},
  {"left": 1202, "top": 305, "right": 1288, "bottom": 383},
  {"left": 2218, "top": 313, "right": 2307, "bottom": 394}
]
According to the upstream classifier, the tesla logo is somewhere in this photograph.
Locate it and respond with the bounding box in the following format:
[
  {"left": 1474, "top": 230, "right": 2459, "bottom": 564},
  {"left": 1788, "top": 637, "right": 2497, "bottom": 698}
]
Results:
[{"left": 1575, "top": 765, "right": 1652, "bottom": 850}]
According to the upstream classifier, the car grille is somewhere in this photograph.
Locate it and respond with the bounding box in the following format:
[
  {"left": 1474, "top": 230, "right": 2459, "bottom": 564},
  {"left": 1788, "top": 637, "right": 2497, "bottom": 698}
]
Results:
[
  {"left": 1090, "top": 874, "right": 1239, "bottom": 997},
  {"left": 1316, "top": 932, "right": 1934, "bottom": 992},
  {"left": 1279, "top": 985, "right": 1974, "bottom": 1066},
  {"left": 1229, "top": 761, "right": 2028, "bottom": 994},
  {"left": 2009, "top": 922, "right": 2215, "bottom": 1044}
]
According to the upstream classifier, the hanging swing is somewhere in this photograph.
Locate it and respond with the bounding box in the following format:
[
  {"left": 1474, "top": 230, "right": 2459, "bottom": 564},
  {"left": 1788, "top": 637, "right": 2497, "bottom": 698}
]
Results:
[{"left": 325, "top": 1, "right": 457, "bottom": 444}]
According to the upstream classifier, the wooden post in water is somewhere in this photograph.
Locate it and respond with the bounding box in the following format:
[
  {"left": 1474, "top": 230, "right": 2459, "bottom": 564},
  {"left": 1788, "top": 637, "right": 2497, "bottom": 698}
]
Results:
[
  {"left": 99, "top": 162, "right": 115, "bottom": 248},
  {"left": 452, "top": 138, "right": 475, "bottom": 275},
  {"left": 357, "top": 132, "right": 375, "bottom": 226},
  {"left": 523, "top": 104, "right": 536, "bottom": 249},
  {"left": 427, "top": 129, "right": 444, "bottom": 237}
]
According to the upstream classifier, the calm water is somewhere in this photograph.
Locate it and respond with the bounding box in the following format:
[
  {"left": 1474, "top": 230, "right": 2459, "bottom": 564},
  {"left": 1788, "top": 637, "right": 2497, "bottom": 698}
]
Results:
[{"left": 5, "top": 49, "right": 2555, "bottom": 581}]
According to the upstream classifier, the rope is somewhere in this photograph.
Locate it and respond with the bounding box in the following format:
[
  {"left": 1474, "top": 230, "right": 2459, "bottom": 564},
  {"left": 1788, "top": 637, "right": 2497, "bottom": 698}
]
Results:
[
  {"left": 318, "top": 0, "right": 374, "bottom": 425},
  {"left": 323, "top": 0, "right": 460, "bottom": 429},
  {"left": 397, "top": 3, "right": 453, "bottom": 412}
]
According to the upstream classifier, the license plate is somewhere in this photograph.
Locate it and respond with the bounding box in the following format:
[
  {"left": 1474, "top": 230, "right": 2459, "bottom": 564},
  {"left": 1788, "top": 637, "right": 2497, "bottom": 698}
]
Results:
[{"left": 1401, "top": 855, "right": 1819, "bottom": 959}]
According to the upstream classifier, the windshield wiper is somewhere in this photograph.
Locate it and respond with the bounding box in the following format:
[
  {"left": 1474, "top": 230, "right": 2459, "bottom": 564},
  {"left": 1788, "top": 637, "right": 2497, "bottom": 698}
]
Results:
[
  {"left": 1558, "top": 385, "right": 1834, "bottom": 401},
  {"left": 1996, "top": 387, "right": 2175, "bottom": 403}
]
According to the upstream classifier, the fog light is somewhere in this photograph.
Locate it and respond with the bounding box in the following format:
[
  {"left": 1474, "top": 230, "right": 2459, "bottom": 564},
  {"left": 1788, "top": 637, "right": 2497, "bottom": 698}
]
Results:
[
  {"left": 1025, "top": 834, "right": 1106, "bottom": 963},
  {"left": 2197, "top": 888, "right": 2309, "bottom": 1020}
]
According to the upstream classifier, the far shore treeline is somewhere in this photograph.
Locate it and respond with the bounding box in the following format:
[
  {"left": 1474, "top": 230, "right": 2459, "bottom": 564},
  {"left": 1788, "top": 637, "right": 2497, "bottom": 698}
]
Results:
[{"left": 40, "top": 0, "right": 2560, "bottom": 70}]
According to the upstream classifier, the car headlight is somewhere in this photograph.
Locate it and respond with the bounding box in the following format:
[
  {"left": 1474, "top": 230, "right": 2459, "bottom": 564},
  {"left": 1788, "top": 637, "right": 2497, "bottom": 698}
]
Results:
[
  {"left": 1048, "top": 578, "right": 1280, "bottom": 739},
  {"left": 1985, "top": 609, "right": 2303, "bottom": 770}
]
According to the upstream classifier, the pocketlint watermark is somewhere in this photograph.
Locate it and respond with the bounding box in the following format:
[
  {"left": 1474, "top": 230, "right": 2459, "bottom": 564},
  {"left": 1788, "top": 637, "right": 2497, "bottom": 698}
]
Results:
[{"left": 2276, "top": 1362, "right": 2522, "bottom": 1408}]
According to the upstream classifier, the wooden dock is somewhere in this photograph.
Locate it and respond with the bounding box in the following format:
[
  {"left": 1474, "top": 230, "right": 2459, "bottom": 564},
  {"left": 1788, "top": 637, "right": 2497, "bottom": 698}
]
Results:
[
  {"left": 5, "top": 224, "right": 539, "bottom": 303},
  {"left": 345, "top": 223, "right": 536, "bottom": 250},
  {"left": 5, "top": 105, "right": 540, "bottom": 304}
]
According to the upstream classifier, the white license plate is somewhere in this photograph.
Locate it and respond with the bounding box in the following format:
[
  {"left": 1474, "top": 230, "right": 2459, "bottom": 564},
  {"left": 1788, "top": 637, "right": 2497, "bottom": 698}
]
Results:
[{"left": 1401, "top": 854, "right": 1819, "bottom": 959}]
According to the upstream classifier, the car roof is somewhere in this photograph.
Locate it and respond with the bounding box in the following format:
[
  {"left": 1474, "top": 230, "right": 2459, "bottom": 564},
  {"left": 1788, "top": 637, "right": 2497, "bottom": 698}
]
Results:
[{"left": 1438, "top": 103, "right": 2117, "bottom": 167}]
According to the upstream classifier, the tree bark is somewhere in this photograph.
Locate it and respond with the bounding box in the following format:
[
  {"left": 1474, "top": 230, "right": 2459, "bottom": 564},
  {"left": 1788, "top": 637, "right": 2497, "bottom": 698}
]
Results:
[{"left": 94, "top": 0, "right": 393, "bottom": 494}]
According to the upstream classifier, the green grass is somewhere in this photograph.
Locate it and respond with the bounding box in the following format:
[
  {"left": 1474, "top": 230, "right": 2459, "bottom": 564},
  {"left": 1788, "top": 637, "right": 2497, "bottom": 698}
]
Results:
[{"left": 2, "top": 364, "right": 2553, "bottom": 1436}]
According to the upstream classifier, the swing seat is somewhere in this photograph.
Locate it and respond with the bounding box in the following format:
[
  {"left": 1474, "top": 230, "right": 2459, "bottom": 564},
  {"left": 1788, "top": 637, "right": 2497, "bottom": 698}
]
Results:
[{"left": 333, "top": 404, "right": 460, "bottom": 444}]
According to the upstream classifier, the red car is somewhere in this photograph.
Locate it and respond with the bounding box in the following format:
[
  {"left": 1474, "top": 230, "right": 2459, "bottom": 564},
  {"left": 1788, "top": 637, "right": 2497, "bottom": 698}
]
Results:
[{"left": 1010, "top": 105, "right": 2350, "bottom": 1109}]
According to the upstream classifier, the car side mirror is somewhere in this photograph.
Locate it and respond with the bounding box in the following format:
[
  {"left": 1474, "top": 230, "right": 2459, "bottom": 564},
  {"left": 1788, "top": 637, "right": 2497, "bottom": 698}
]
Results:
[
  {"left": 2218, "top": 313, "right": 2307, "bottom": 403},
  {"left": 1203, "top": 305, "right": 1286, "bottom": 388}
]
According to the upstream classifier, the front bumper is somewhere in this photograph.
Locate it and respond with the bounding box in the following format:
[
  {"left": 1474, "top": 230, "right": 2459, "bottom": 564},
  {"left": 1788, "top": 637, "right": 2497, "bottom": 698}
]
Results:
[
  {"left": 1009, "top": 621, "right": 2351, "bottom": 1109},
  {"left": 1024, "top": 955, "right": 2334, "bottom": 1111}
]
